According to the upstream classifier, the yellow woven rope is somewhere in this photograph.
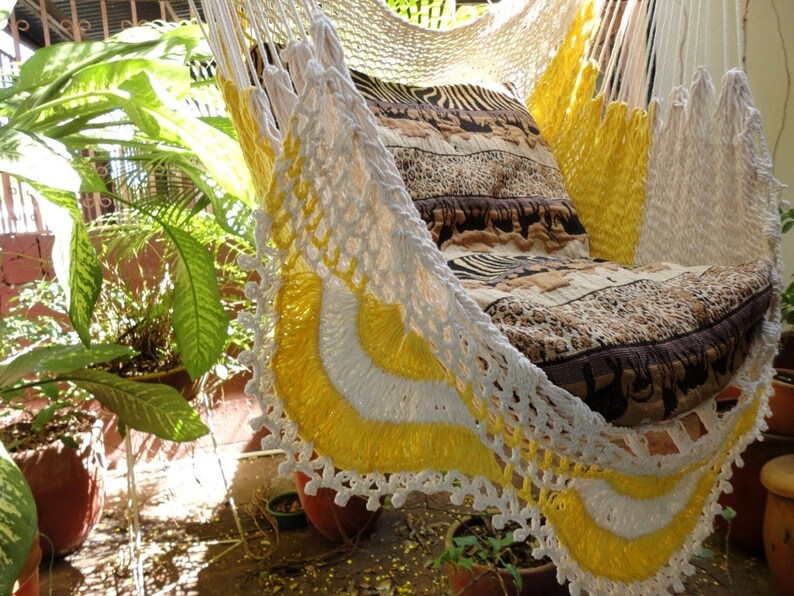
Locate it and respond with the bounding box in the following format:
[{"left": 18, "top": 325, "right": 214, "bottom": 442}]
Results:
[
  {"left": 541, "top": 395, "right": 760, "bottom": 581},
  {"left": 529, "top": 0, "right": 652, "bottom": 264},
  {"left": 221, "top": 85, "right": 500, "bottom": 477},
  {"left": 218, "top": 80, "right": 275, "bottom": 202},
  {"left": 273, "top": 261, "right": 502, "bottom": 478}
]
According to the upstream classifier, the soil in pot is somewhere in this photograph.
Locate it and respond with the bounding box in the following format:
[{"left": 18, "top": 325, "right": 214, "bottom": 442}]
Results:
[
  {"left": 295, "top": 471, "right": 382, "bottom": 543},
  {"left": 440, "top": 516, "right": 568, "bottom": 596},
  {"left": 1, "top": 412, "right": 106, "bottom": 559}
]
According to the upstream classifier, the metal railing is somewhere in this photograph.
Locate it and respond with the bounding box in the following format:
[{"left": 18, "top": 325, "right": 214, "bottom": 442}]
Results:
[{"left": 0, "top": 1, "right": 207, "bottom": 235}]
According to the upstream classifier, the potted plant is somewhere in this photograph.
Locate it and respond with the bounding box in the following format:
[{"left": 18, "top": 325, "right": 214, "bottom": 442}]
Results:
[
  {"left": 434, "top": 514, "right": 567, "bottom": 596},
  {"left": 0, "top": 340, "right": 209, "bottom": 559},
  {"left": 83, "top": 250, "right": 197, "bottom": 398},
  {"left": 294, "top": 471, "right": 382, "bottom": 543},
  {"left": 265, "top": 490, "right": 307, "bottom": 530},
  {"left": 0, "top": 15, "right": 255, "bottom": 577},
  {"left": 0, "top": 20, "right": 255, "bottom": 388},
  {"left": 0, "top": 410, "right": 105, "bottom": 560}
]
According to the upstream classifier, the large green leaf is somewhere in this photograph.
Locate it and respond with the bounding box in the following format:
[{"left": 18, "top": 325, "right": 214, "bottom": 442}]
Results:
[
  {"left": 0, "top": 130, "right": 81, "bottom": 192},
  {"left": 0, "top": 344, "right": 133, "bottom": 389},
  {"left": 9, "top": 32, "right": 199, "bottom": 99},
  {"left": 37, "top": 344, "right": 135, "bottom": 374},
  {"left": 167, "top": 159, "right": 255, "bottom": 241},
  {"left": 0, "top": 348, "right": 52, "bottom": 389},
  {"left": 18, "top": 59, "right": 190, "bottom": 137},
  {"left": 115, "top": 73, "right": 254, "bottom": 206},
  {"left": 67, "top": 369, "right": 208, "bottom": 441},
  {"left": 38, "top": 187, "right": 101, "bottom": 345},
  {"left": 0, "top": 441, "right": 37, "bottom": 596},
  {"left": 164, "top": 224, "right": 228, "bottom": 379},
  {"left": 0, "top": 132, "right": 99, "bottom": 345},
  {"left": 59, "top": 59, "right": 190, "bottom": 101}
]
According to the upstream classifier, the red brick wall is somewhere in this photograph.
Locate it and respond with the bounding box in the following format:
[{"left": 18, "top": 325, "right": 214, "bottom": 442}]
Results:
[{"left": 0, "top": 233, "right": 54, "bottom": 314}]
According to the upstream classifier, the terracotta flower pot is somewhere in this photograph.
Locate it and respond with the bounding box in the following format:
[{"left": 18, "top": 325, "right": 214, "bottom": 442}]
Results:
[
  {"left": 10, "top": 417, "right": 106, "bottom": 558},
  {"left": 12, "top": 535, "right": 41, "bottom": 596},
  {"left": 761, "top": 455, "right": 794, "bottom": 596},
  {"left": 717, "top": 431, "right": 794, "bottom": 552},
  {"left": 294, "top": 471, "right": 381, "bottom": 542},
  {"left": 770, "top": 370, "right": 794, "bottom": 436},
  {"left": 443, "top": 517, "right": 567, "bottom": 596}
]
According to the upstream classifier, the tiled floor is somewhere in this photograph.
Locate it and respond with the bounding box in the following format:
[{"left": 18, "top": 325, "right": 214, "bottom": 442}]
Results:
[{"left": 39, "top": 447, "right": 779, "bottom": 595}]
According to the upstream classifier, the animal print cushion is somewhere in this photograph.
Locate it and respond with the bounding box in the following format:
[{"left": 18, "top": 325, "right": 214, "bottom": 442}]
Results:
[
  {"left": 447, "top": 249, "right": 773, "bottom": 426},
  {"left": 353, "top": 72, "right": 590, "bottom": 257}
]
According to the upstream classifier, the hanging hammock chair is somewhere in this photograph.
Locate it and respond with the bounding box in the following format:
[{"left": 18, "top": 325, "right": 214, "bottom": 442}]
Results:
[{"left": 199, "top": 0, "right": 784, "bottom": 592}]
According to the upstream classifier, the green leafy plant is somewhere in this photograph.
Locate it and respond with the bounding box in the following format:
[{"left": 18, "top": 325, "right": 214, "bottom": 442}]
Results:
[
  {"left": 0, "top": 344, "right": 208, "bottom": 444},
  {"left": 0, "top": 17, "right": 257, "bottom": 585},
  {"left": 3, "top": 229, "right": 252, "bottom": 384},
  {"left": 0, "top": 250, "right": 212, "bottom": 442},
  {"left": 433, "top": 515, "right": 551, "bottom": 593},
  {"left": 0, "top": 22, "right": 255, "bottom": 380},
  {"left": 0, "top": 341, "right": 209, "bottom": 595}
]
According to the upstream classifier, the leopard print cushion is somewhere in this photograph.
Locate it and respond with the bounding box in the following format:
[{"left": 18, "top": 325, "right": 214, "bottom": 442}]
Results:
[
  {"left": 353, "top": 72, "right": 589, "bottom": 257},
  {"left": 448, "top": 249, "right": 773, "bottom": 426}
]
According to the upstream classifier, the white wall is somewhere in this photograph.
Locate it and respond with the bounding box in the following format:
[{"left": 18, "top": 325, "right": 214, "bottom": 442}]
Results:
[{"left": 744, "top": 0, "right": 793, "bottom": 280}]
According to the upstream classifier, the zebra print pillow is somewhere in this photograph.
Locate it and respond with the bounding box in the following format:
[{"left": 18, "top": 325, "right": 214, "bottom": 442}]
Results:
[{"left": 353, "top": 71, "right": 590, "bottom": 257}]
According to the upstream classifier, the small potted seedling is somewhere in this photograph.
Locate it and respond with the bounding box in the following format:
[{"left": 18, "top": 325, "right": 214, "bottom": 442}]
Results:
[{"left": 434, "top": 514, "right": 567, "bottom": 596}]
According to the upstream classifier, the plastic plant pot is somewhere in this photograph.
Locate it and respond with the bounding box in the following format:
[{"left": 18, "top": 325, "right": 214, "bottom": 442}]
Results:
[{"left": 266, "top": 490, "right": 308, "bottom": 529}]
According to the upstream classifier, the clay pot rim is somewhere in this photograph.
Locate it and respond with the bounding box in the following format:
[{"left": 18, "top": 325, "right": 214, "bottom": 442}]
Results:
[
  {"left": 2, "top": 412, "right": 103, "bottom": 456},
  {"left": 761, "top": 454, "right": 794, "bottom": 499},
  {"left": 773, "top": 369, "right": 794, "bottom": 386},
  {"left": 130, "top": 367, "right": 199, "bottom": 400},
  {"left": 130, "top": 366, "right": 191, "bottom": 383}
]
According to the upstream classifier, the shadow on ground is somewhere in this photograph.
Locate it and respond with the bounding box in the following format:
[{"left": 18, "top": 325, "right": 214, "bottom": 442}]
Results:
[{"left": 41, "top": 448, "right": 777, "bottom": 595}]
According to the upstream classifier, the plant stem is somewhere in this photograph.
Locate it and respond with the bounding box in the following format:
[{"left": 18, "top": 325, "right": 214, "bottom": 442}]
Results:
[
  {"left": 198, "top": 373, "right": 251, "bottom": 557},
  {"left": 124, "top": 432, "right": 146, "bottom": 595}
]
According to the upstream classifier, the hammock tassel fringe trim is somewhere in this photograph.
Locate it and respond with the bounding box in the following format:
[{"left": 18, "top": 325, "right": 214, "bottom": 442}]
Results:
[{"left": 202, "top": 0, "right": 785, "bottom": 593}]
